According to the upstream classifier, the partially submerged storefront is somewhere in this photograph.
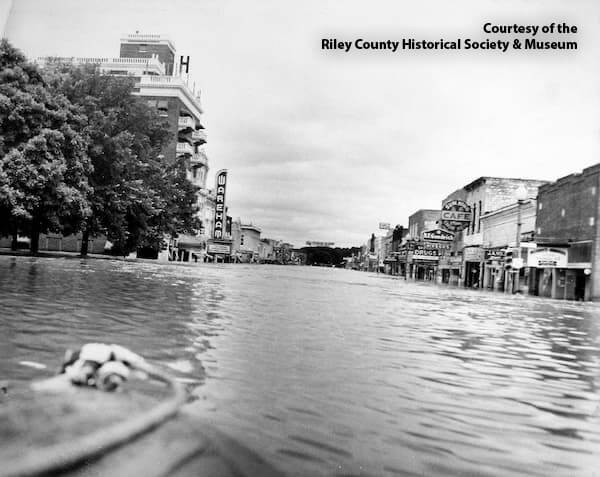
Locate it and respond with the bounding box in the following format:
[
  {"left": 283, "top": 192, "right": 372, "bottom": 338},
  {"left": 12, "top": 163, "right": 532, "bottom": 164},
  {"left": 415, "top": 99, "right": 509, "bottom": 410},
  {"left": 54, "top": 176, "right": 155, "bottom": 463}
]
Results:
[
  {"left": 482, "top": 248, "right": 505, "bottom": 291},
  {"left": 408, "top": 244, "right": 439, "bottom": 281},
  {"left": 463, "top": 246, "right": 484, "bottom": 288},
  {"left": 527, "top": 244, "right": 591, "bottom": 301},
  {"left": 439, "top": 255, "right": 461, "bottom": 285}
]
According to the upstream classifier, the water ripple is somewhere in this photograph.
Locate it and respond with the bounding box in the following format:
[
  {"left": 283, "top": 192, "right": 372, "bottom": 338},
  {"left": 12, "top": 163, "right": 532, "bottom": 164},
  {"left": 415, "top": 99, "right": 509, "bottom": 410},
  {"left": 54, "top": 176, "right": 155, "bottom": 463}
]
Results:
[{"left": 2, "top": 258, "right": 600, "bottom": 475}]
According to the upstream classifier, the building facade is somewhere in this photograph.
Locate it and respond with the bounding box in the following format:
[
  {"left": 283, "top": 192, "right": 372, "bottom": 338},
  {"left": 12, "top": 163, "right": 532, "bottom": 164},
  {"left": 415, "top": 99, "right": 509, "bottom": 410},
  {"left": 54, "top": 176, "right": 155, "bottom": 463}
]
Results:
[
  {"left": 533, "top": 164, "right": 600, "bottom": 300},
  {"left": 439, "top": 177, "right": 548, "bottom": 288},
  {"left": 230, "top": 221, "right": 262, "bottom": 262},
  {"left": 480, "top": 199, "right": 537, "bottom": 293},
  {"left": 403, "top": 210, "right": 442, "bottom": 280}
]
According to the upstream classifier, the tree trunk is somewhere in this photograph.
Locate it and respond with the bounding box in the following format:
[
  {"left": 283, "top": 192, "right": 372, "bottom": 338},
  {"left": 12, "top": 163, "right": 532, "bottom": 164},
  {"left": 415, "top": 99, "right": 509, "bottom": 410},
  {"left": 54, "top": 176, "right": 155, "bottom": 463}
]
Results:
[
  {"left": 11, "top": 225, "right": 18, "bottom": 251},
  {"left": 80, "top": 227, "right": 89, "bottom": 257},
  {"left": 30, "top": 217, "right": 40, "bottom": 255}
]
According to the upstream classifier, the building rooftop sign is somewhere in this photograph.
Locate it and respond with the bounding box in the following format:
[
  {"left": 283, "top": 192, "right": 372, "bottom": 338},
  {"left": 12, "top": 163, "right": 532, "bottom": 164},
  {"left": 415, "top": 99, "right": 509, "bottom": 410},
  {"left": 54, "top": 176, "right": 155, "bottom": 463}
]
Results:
[{"left": 305, "top": 241, "right": 335, "bottom": 247}]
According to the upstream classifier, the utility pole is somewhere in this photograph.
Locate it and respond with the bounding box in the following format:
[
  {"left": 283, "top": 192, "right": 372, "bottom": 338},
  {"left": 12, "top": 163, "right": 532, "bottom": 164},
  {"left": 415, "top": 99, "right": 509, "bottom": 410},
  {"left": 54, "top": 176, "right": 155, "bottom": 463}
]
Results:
[{"left": 513, "top": 184, "right": 528, "bottom": 293}]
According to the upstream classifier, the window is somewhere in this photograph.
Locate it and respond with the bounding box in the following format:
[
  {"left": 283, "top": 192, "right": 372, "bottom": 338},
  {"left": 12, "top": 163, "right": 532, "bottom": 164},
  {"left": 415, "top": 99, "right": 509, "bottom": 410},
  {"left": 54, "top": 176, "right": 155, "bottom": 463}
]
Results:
[
  {"left": 561, "top": 209, "right": 565, "bottom": 217},
  {"left": 477, "top": 200, "right": 482, "bottom": 233},
  {"left": 539, "top": 202, "right": 543, "bottom": 210},
  {"left": 590, "top": 217, "right": 595, "bottom": 226},
  {"left": 537, "top": 227, "right": 541, "bottom": 235},
  {"left": 569, "top": 242, "right": 592, "bottom": 262}
]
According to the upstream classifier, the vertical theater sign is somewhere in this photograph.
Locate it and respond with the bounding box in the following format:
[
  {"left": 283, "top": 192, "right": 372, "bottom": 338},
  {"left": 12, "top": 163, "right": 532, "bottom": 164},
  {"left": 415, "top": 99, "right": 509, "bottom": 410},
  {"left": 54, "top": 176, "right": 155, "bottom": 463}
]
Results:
[{"left": 208, "top": 169, "right": 232, "bottom": 257}]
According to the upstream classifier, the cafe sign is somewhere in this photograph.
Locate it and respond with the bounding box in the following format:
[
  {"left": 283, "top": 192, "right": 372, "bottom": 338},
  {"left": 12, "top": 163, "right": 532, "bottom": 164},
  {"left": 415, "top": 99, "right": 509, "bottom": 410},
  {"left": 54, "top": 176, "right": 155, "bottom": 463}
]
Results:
[
  {"left": 527, "top": 247, "right": 567, "bottom": 268},
  {"left": 441, "top": 200, "right": 472, "bottom": 232}
]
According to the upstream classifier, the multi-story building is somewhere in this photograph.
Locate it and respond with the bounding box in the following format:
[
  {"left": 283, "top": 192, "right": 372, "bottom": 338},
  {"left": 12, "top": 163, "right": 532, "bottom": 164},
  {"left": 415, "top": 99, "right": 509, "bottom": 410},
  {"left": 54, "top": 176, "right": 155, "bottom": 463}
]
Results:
[
  {"left": 480, "top": 198, "right": 537, "bottom": 292},
  {"left": 34, "top": 33, "right": 214, "bottom": 261},
  {"left": 231, "top": 221, "right": 262, "bottom": 262},
  {"left": 404, "top": 209, "right": 442, "bottom": 280},
  {"left": 532, "top": 164, "right": 600, "bottom": 300},
  {"left": 439, "top": 177, "right": 547, "bottom": 287}
]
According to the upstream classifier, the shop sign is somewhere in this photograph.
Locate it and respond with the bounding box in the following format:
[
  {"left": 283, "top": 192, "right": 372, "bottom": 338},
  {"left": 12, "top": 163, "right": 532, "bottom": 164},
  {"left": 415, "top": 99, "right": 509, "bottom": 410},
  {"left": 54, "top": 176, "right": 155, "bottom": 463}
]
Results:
[
  {"left": 527, "top": 247, "right": 567, "bottom": 268},
  {"left": 441, "top": 200, "right": 472, "bottom": 232},
  {"left": 463, "top": 246, "right": 484, "bottom": 262},
  {"left": 423, "top": 242, "right": 451, "bottom": 250},
  {"left": 511, "top": 258, "right": 524, "bottom": 270},
  {"left": 212, "top": 170, "right": 228, "bottom": 240},
  {"left": 413, "top": 246, "right": 440, "bottom": 260},
  {"left": 520, "top": 231, "right": 535, "bottom": 242},
  {"left": 485, "top": 249, "right": 505, "bottom": 260},
  {"left": 440, "top": 256, "right": 462, "bottom": 267},
  {"left": 207, "top": 242, "right": 231, "bottom": 254},
  {"left": 422, "top": 228, "right": 455, "bottom": 242}
]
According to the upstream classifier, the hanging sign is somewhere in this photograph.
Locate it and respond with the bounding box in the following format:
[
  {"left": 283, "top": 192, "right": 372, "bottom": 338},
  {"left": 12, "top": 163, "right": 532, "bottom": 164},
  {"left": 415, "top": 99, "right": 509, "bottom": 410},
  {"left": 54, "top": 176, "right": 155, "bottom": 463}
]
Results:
[
  {"left": 440, "top": 200, "right": 472, "bottom": 232},
  {"left": 422, "top": 228, "right": 455, "bottom": 242}
]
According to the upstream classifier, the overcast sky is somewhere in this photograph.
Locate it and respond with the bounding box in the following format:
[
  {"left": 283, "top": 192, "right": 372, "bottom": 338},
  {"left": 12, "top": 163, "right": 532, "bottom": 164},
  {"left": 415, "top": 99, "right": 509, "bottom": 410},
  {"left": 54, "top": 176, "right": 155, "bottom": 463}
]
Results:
[{"left": 3, "top": 0, "right": 599, "bottom": 247}]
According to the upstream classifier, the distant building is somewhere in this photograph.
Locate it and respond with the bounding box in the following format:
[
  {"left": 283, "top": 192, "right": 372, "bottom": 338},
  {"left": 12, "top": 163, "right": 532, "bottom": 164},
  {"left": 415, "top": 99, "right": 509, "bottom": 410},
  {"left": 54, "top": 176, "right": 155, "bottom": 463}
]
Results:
[
  {"left": 230, "top": 222, "right": 261, "bottom": 262},
  {"left": 259, "top": 238, "right": 277, "bottom": 262}
]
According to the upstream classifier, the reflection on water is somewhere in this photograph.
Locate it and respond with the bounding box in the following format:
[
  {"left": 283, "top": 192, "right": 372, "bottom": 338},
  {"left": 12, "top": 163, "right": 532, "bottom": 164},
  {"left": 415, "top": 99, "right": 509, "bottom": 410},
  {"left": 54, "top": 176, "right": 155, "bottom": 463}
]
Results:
[{"left": 1, "top": 256, "right": 600, "bottom": 476}]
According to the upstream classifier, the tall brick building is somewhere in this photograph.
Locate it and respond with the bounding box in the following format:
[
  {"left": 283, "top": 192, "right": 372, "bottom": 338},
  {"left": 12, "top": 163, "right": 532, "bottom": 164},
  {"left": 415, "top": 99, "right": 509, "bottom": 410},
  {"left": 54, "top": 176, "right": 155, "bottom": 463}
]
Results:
[{"left": 533, "top": 164, "right": 600, "bottom": 300}]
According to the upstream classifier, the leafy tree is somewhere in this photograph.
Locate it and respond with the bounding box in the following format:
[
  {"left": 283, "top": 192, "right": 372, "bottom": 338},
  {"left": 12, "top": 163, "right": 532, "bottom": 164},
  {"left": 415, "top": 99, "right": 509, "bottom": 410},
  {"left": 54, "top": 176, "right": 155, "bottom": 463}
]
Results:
[
  {"left": 44, "top": 62, "right": 199, "bottom": 256},
  {"left": 0, "top": 40, "right": 91, "bottom": 253}
]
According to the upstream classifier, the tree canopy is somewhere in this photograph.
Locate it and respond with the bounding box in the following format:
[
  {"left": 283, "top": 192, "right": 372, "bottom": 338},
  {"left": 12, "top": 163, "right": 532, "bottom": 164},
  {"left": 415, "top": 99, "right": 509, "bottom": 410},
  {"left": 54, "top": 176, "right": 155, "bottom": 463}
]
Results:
[
  {"left": 300, "top": 246, "right": 361, "bottom": 266},
  {"left": 0, "top": 39, "right": 91, "bottom": 252},
  {"left": 0, "top": 40, "right": 201, "bottom": 256}
]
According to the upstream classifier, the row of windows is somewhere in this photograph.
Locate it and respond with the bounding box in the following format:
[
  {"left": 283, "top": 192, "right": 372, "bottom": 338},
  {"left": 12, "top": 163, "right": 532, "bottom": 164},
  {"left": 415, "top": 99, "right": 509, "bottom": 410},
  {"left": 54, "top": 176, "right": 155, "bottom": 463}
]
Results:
[
  {"left": 465, "top": 200, "right": 483, "bottom": 235},
  {"left": 146, "top": 99, "right": 169, "bottom": 111},
  {"left": 537, "top": 217, "right": 595, "bottom": 235}
]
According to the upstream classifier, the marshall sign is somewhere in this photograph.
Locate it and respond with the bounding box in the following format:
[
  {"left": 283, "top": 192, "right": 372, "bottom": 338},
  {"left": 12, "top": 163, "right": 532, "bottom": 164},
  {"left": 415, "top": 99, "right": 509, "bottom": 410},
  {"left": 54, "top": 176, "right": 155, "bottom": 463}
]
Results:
[
  {"left": 212, "top": 169, "right": 228, "bottom": 240},
  {"left": 440, "top": 200, "right": 473, "bottom": 232}
]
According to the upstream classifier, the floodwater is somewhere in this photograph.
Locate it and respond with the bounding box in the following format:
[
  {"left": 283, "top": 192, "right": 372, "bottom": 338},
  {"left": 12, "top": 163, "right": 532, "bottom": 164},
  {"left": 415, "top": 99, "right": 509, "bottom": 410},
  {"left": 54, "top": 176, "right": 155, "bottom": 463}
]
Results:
[{"left": 1, "top": 256, "right": 600, "bottom": 476}]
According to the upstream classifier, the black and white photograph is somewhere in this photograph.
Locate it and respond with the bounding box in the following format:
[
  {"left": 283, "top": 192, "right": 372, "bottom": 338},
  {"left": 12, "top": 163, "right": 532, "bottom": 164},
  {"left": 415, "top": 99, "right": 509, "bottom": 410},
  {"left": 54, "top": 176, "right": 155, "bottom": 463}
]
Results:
[{"left": 1, "top": 0, "right": 599, "bottom": 475}]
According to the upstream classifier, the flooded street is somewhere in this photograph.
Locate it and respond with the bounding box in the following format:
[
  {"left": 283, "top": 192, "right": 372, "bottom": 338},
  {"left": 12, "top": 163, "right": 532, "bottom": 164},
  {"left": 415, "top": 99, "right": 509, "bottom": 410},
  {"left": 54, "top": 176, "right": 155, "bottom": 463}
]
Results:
[{"left": 2, "top": 256, "right": 600, "bottom": 476}]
